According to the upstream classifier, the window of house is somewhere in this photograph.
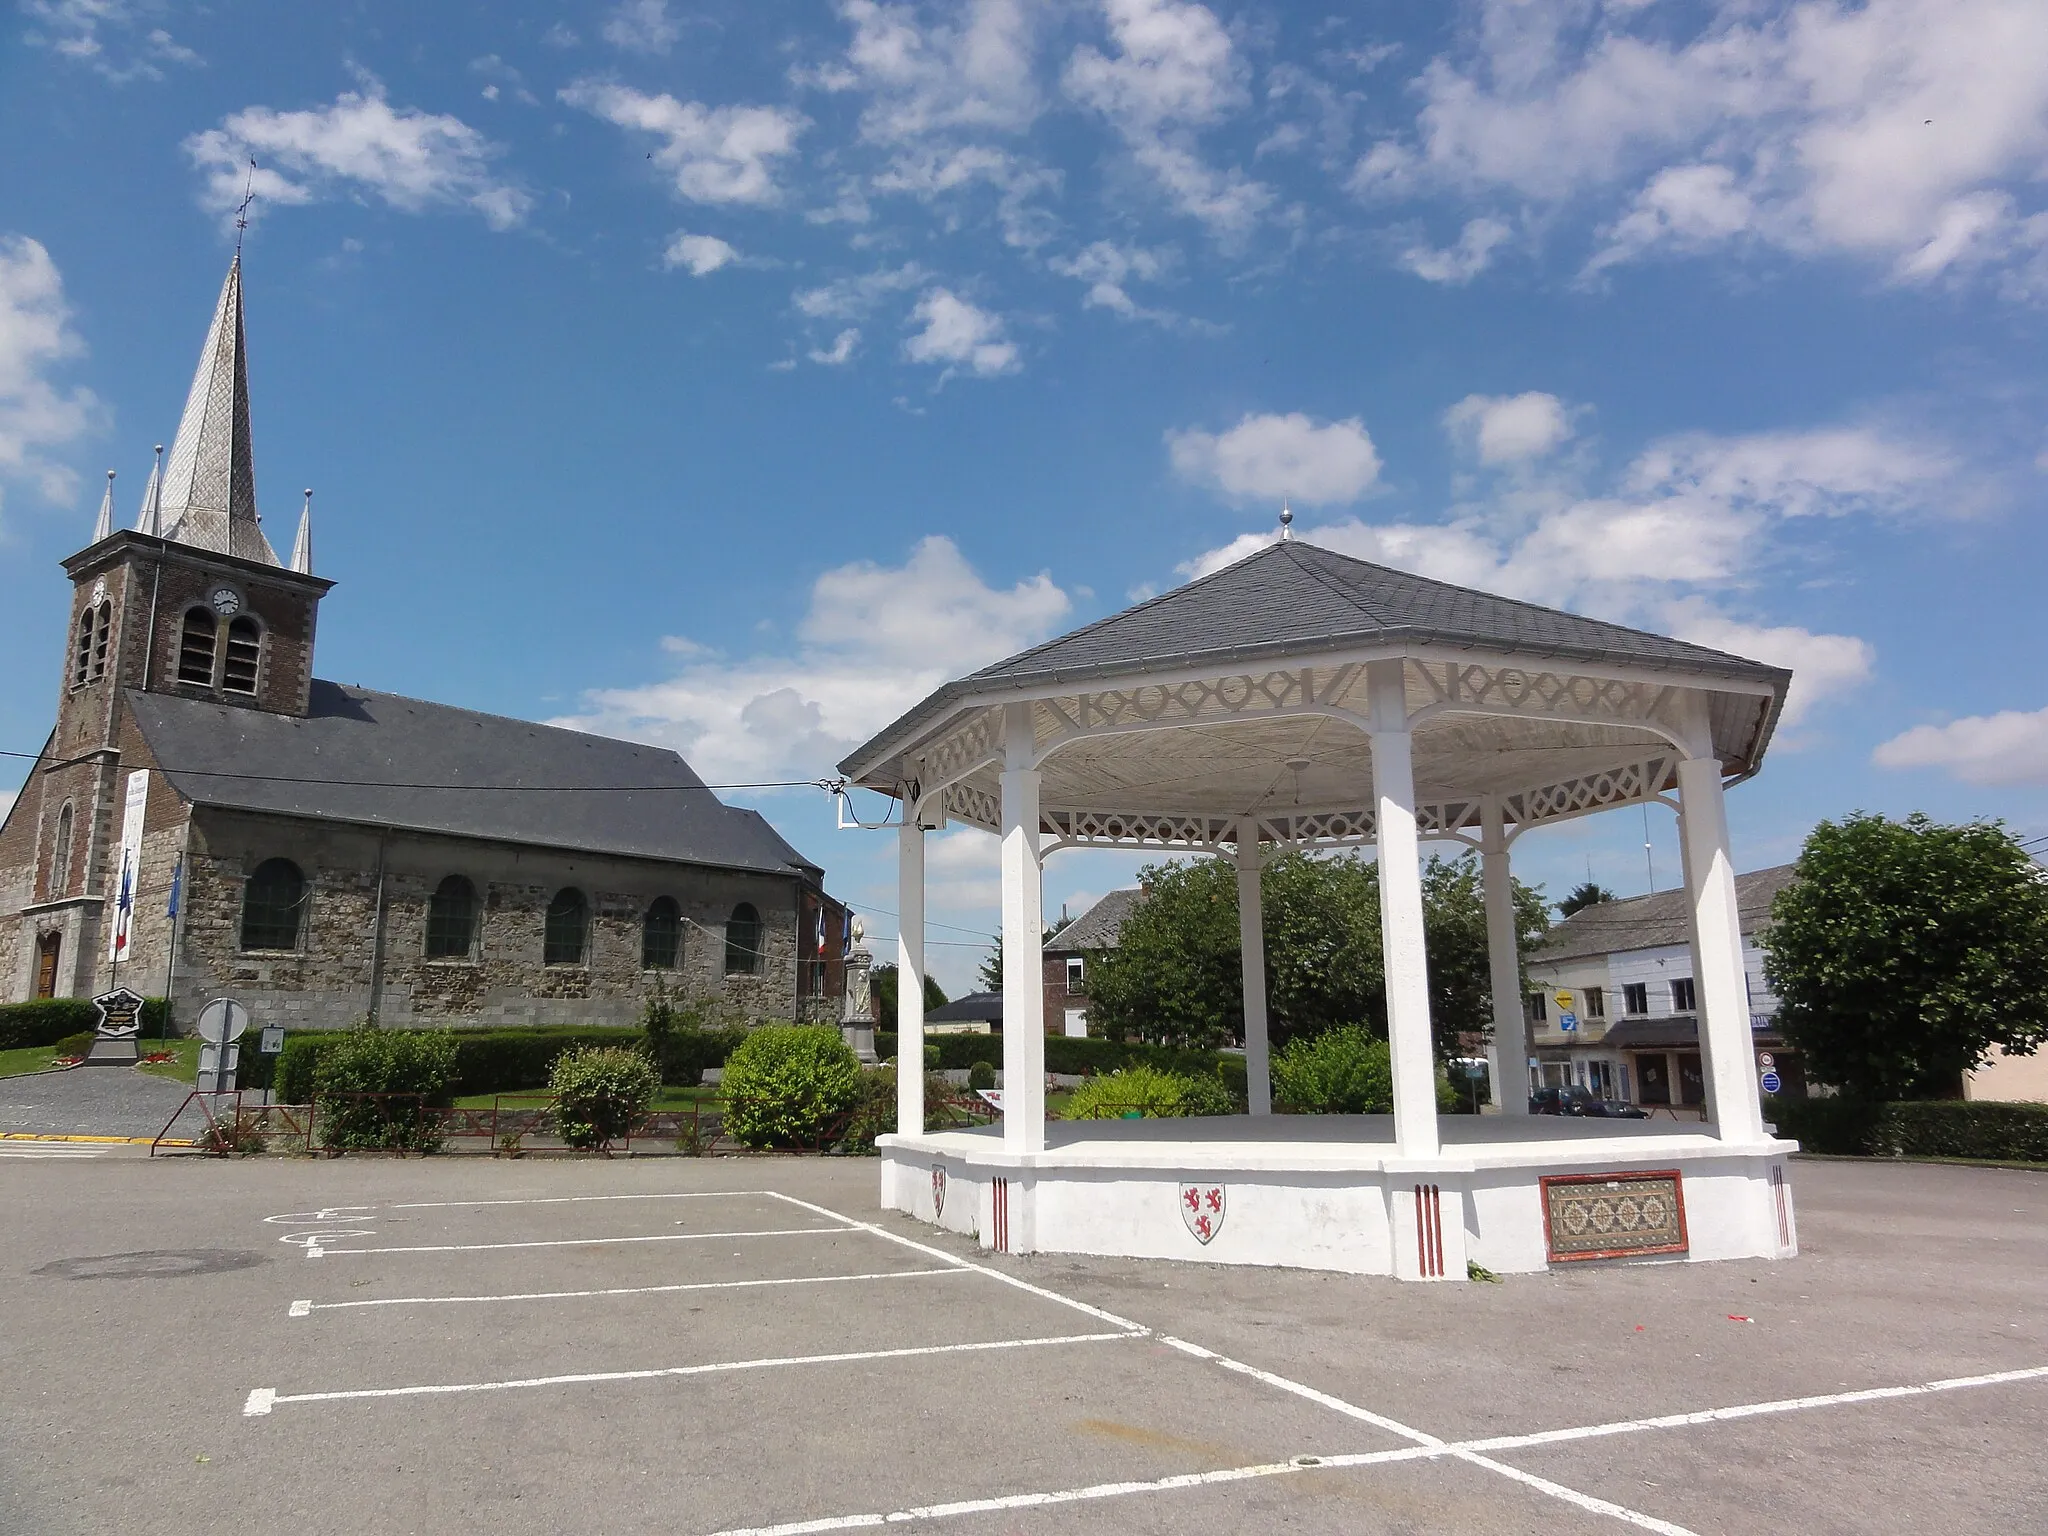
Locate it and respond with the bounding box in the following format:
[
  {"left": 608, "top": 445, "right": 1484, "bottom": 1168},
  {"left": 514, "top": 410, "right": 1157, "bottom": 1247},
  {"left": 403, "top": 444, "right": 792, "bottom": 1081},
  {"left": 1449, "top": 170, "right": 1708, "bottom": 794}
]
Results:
[
  {"left": 1582, "top": 985, "right": 1605, "bottom": 1018},
  {"left": 1671, "top": 977, "right": 1697, "bottom": 1013},
  {"left": 239, "top": 858, "right": 307, "bottom": 951},
  {"left": 46, "top": 804, "right": 73, "bottom": 901},
  {"left": 1066, "top": 956, "right": 1085, "bottom": 993},
  {"left": 1527, "top": 991, "right": 1547, "bottom": 1022},
  {"left": 222, "top": 615, "right": 262, "bottom": 695},
  {"left": 544, "top": 888, "right": 589, "bottom": 966},
  {"left": 642, "top": 897, "right": 682, "bottom": 970},
  {"left": 725, "top": 903, "right": 762, "bottom": 976},
  {"left": 1622, "top": 982, "right": 1649, "bottom": 1015},
  {"left": 176, "top": 607, "right": 216, "bottom": 685},
  {"left": 425, "top": 875, "right": 479, "bottom": 960}
]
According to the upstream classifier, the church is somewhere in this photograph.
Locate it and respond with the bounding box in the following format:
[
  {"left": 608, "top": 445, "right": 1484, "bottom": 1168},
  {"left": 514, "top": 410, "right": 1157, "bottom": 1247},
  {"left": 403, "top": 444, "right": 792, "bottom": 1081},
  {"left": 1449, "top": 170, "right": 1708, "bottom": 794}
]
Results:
[{"left": 0, "top": 256, "right": 847, "bottom": 1031}]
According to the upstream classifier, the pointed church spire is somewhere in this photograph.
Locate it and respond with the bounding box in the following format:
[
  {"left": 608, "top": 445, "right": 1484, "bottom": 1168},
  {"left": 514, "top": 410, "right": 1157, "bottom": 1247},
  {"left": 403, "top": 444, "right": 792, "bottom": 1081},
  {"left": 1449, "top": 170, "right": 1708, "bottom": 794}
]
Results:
[
  {"left": 155, "top": 255, "right": 279, "bottom": 566},
  {"left": 135, "top": 444, "right": 165, "bottom": 535},
  {"left": 290, "top": 488, "right": 313, "bottom": 574},
  {"left": 92, "top": 470, "right": 115, "bottom": 542}
]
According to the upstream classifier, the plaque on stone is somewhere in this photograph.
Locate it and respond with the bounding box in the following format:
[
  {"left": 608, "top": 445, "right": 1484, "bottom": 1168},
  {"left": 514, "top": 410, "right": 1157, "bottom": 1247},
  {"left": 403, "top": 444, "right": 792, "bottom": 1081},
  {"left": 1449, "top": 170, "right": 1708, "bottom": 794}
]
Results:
[{"left": 84, "top": 987, "right": 147, "bottom": 1066}]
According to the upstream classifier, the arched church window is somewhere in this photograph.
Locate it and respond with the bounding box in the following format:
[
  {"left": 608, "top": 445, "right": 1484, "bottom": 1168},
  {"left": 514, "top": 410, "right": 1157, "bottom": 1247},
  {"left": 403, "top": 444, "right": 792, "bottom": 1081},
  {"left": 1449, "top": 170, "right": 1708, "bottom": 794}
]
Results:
[
  {"left": 642, "top": 897, "right": 682, "bottom": 971},
  {"left": 91, "top": 603, "right": 110, "bottom": 681},
  {"left": 222, "top": 615, "right": 262, "bottom": 695},
  {"left": 73, "top": 608, "right": 94, "bottom": 687},
  {"left": 240, "top": 858, "right": 307, "bottom": 951},
  {"left": 177, "top": 607, "right": 217, "bottom": 685},
  {"left": 425, "top": 876, "right": 479, "bottom": 960},
  {"left": 724, "top": 903, "right": 763, "bottom": 976},
  {"left": 545, "top": 888, "right": 590, "bottom": 967},
  {"left": 47, "top": 803, "right": 73, "bottom": 900}
]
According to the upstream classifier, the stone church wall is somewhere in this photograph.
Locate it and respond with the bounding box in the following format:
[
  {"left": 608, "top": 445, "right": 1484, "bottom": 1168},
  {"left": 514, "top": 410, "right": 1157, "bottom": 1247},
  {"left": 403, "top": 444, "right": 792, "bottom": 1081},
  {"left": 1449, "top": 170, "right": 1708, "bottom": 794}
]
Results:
[{"left": 170, "top": 809, "right": 814, "bottom": 1032}]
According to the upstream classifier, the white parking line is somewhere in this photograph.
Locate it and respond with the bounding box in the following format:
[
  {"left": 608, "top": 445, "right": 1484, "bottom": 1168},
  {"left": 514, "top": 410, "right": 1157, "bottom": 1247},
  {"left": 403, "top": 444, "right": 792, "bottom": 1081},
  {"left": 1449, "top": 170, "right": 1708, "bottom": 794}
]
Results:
[
  {"left": 693, "top": 1360, "right": 2048, "bottom": 1536},
  {"left": 314, "top": 1225, "right": 842, "bottom": 1257},
  {"left": 0, "top": 1148, "right": 106, "bottom": 1158},
  {"left": 388, "top": 1191, "right": 776, "bottom": 1211},
  {"left": 288, "top": 1266, "right": 966, "bottom": 1317},
  {"left": 243, "top": 1330, "right": 1138, "bottom": 1416}
]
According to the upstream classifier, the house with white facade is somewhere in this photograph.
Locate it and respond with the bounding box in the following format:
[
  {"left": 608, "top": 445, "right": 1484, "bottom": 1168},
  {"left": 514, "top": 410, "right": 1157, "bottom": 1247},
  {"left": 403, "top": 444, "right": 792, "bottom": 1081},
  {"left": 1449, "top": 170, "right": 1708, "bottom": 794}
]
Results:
[{"left": 1522, "top": 865, "right": 1797, "bottom": 1111}]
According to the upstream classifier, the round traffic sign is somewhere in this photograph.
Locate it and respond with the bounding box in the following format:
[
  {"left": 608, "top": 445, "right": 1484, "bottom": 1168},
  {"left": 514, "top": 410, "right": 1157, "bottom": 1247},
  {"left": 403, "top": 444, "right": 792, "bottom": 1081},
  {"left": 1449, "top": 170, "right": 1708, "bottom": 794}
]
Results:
[
  {"left": 1757, "top": 1051, "right": 1775, "bottom": 1069},
  {"left": 1760, "top": 1070, "right": 1783, "bottom": 1094},
  {"left": 196, "top": 998, "right": 250, "bottom": 1045}
]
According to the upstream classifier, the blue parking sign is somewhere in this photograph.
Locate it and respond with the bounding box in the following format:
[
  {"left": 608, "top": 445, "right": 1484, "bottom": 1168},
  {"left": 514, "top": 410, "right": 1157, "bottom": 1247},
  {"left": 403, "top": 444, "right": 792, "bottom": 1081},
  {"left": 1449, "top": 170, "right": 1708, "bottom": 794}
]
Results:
[
  {"left": 1760, "top": 1070, "right": 1782, "bottom": 1094},
  {"left": 1558, "top": 1011, "right": 1578, "bottom": 1032}
]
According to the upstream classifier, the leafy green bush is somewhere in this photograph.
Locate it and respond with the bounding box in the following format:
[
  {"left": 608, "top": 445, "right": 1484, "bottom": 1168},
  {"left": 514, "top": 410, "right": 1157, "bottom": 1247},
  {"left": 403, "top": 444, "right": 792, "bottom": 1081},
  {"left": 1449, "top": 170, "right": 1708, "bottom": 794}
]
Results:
[
  {"left": 548, "top": 1045, "right": 661, "bottom": 1153},
  {"left": 445, "top": 1026, "right": 642, "bottom": 1095},
  {"left": 0, "top": 997, "right": 168, "bottom": 1049},
  {"left": 967, "top": 1059, "right": 996, "bottom": 1091},
  {"left": 312, "top": 1027, "right": 458, "bottom": 1152},
  {"left": 1768, "top": 1096, "right": 2048, "bottom": 1162},
  {"left": 1062, "top": 1064, "right": 1236, "bottom": 1119},
  {"left": 53, "top": 1031, "right": 97, "bottom": 1058},
  {"left": 1271, "top": 1025, "right": 1392, "bottom": 1114},
  {"left": 722, "top": 1025, "right": 863, "bottom": 1149}
]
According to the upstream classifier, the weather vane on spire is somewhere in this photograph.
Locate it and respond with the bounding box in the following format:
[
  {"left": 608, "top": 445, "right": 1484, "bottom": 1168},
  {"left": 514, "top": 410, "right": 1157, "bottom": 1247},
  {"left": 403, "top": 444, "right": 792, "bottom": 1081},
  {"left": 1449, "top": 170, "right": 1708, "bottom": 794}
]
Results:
[{"left": 234, "top": 159, "right": 258, "bottom": 253}]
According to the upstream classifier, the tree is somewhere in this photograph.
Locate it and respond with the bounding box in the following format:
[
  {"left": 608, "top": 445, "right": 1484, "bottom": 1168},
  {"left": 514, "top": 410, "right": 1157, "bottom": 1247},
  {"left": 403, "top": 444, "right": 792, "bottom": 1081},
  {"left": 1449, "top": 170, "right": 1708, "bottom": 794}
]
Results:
[
  {"left": 1764, "top": 813, "right": 2048, "bottom": 1100},
  {"left": 868, "top": 964, "right": 947, "bottom": 1021},
  {"left": 1557, "top": 881, "right": 1619, "bottom": 918},
  {"left": 976, "top": 926, "right": 1055, "bottom": 994},
  {"left": 1085, "top": 849, "right": 1549, "bottom": 1052}
]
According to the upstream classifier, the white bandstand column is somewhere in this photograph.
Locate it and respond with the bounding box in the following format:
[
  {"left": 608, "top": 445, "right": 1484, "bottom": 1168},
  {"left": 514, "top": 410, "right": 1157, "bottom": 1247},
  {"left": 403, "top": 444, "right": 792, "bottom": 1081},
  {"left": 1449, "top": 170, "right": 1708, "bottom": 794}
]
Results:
[
  {"left": 1480, "top": 799, "right": 1527, "bottom": 1115},
  {"left": 895, "top": 816, "right": 926, "bottom": 1138},
  {"left": 1677, "top": 754, "right": 1767, "bottom": 1145},
  {"left": 1368, "top": 660, "right": 1440, "bottom": 1159},
  {"left": 999, "top": 702, "right": 1047, "bottom": 1152},
  {"left": 1235, "top": 822, "right": 1272, "bottom": 1116}
]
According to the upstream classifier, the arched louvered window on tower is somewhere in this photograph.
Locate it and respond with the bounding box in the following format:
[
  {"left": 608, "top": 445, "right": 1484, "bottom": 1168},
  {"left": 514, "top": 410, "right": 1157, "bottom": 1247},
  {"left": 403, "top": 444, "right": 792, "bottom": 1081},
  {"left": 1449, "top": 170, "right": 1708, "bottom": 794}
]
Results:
[
  {"left": 724, "top": 903, "right": 763, "bottom": 976},
  {"left": 177, "top": 607, "right": 217, "bottom": 686},
  {"left": 72, "top": 608, "right": 95, "bottom": 687},
  {"left": 642, "top": 897, "right": 682, "bottom": 971},
  {"left": 222, "top": 615, "right": 262, "bottom": 695},
  {"left": 425, "top": 875, "right": 480, "bottom": 960},
  {"left": 91, "top": 603, "right": 111, "bottom": 681},
  {"left": 239, "top": 858, "right": 307, "bottom": 951},
  {"left": 545, "top": 888, "right": 590, "bottom": 967}
]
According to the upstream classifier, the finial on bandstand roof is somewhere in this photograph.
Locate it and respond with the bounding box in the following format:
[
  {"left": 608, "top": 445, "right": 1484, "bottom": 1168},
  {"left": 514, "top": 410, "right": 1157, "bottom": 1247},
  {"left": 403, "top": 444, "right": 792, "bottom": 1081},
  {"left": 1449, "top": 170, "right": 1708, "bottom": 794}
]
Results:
[{"left": 1279, "top": 498, "right": 1294, "bottom": 540}]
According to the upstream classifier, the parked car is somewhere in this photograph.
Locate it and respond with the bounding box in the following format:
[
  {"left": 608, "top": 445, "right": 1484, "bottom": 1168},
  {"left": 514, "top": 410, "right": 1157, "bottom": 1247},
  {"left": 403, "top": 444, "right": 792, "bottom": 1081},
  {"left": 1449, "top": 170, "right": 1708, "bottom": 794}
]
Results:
[
  {"left": 1578, "top": 1098, "right": 1649, "bottom": 1119},
  {"left": 1529, "top": 1086, "right": 1599, "bottom": 1115}
]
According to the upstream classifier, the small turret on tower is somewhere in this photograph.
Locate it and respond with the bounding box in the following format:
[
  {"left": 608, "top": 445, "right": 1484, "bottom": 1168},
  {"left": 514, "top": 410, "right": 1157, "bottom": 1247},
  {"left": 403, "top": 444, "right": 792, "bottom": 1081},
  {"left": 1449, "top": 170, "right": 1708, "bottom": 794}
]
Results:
[{"left": 91, "top": 470, "right": 115, "bottom": 543}]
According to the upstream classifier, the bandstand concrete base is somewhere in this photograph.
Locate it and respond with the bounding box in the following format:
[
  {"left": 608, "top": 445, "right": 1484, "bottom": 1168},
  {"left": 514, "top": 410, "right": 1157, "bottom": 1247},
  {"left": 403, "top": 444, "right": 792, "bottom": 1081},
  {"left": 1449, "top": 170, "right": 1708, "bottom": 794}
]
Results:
[{"left": 879, "top": 1115, "right": 1799, "bottom": 1281}]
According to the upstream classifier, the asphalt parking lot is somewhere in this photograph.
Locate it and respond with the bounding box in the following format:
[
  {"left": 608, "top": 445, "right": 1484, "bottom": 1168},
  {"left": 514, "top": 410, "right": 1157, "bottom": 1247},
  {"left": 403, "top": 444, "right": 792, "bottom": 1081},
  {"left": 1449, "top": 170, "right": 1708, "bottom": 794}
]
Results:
[{"left": 1, "top": 1153, "right": 2042, "bottom": 1535}]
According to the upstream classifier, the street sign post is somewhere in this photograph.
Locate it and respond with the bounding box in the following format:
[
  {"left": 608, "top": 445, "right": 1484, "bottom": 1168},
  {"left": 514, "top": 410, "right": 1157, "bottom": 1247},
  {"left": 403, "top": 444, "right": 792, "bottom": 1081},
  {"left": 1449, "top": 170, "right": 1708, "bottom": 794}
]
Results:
[
  {"left": 1558, "top": 1011, "right": 1579, "bottom": 1032},
  {"left": 1760, "top": 1070, "right": 1783, "bottom": 1094},
  {"left": 197, "top": 998, "right": 251, "bottom": 1093},
  {"left": 259, "top": 1025, "right": 285, "bottom": 1055}
]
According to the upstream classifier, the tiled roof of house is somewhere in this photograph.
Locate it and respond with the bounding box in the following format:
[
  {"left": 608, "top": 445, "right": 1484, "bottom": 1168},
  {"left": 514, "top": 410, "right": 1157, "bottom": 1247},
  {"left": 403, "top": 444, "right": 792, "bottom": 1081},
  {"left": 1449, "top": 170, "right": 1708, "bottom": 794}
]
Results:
[
  {"left": 1047, "top": 887, "right": 1145, "bottom": 952},
  {"left": 1529, "top": 864, "right": 1798, "bottom": 964}
]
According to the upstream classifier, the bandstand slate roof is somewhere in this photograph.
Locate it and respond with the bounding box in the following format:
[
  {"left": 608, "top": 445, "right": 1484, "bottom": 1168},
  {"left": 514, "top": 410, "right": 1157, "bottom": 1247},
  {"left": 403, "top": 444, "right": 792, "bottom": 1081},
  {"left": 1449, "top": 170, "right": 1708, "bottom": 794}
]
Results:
[
  {"left": 129, "top": 680, "right": 820, "bottom": 877},
  {"left": 842, "top": 540, "right": 1789, "bottom": 778}
]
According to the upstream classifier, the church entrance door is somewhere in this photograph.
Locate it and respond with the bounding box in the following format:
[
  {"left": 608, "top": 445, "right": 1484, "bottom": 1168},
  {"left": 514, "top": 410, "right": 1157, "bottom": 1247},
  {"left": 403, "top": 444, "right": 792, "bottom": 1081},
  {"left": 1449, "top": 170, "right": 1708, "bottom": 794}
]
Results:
[{"left": 34, "top": 932, "right": 61, "bottom": 999}]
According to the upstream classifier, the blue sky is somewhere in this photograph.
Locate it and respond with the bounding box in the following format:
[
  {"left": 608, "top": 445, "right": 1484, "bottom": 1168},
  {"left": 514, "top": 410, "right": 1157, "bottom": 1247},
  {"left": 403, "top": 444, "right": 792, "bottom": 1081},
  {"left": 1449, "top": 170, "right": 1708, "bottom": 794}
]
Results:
[{"left": 3, "top": 0, "right": 2045, "bottom": 992}]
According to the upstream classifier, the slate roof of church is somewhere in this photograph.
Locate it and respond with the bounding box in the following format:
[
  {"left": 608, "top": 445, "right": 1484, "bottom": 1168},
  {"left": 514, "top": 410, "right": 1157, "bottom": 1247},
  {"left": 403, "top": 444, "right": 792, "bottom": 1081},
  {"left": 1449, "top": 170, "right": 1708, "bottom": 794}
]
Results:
[
  {"left": 1528, "top": 864, "right": 1798, "bottom": 964},
  {"left": 842, "top": 540, "right": 1789, "bottom": 777},
  {"left": 128, "top": 680, "right": 819, "bottom": 877}
]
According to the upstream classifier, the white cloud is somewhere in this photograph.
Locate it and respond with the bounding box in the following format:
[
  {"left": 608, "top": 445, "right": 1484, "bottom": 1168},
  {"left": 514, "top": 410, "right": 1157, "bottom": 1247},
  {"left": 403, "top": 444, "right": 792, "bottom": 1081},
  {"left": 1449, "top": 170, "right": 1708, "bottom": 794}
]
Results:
[
  {"left": 552, "top": 536, "right": 1071, "bottom": 784},
  {"left": 1400, "top": 216, "right": 1511, "bottom": 284},
  {"left": 1660, "top": 598, "right": 1875, "bottom": 729},
  {"left": 813, "top": 0, "right": 1043, "bottom": 143},
  {"left": 809, "top": 328, "right": 861, "bottom": 365},
  {"left": 185, "top": 82, "right": 531, "bottom": 229},
  {"left": 21, "top": 1, "right": 199, "bottom": 82},
  {"left": 663, "top": 232, "right": 739, "bottom": 276},
  {"left": 902, "top": 289, "right": 1019, "bottom": 377},
  {"left": 1444, "top": 391, "right": 1574, "bottom": 464},
  {"left": 602, "top": 0, "right": 682, "bottom": 55},
  {"left": 0, "top": 236, "right": 98, "bottom": 520},
  {"left": 1167, "top": 412, "right": 1382, "bottom": 506},
  {"left": 1875, "top": 707, "right": 2048, "bottom": 787},
  {"left": 1047, "top": 241, "right": 1171, "bottom": 317},
  {"left": 1361, "top": 0, "right": 2048, "bottom": 296},
  {"left": 562, "top": 81, "right": 807, "bottom": 207},
  {"left": 794, "top": 263, "right": 929, "bottom": 321},
  {"left": 1063, "top": 0, "right": 1276, "bottom": 239}
]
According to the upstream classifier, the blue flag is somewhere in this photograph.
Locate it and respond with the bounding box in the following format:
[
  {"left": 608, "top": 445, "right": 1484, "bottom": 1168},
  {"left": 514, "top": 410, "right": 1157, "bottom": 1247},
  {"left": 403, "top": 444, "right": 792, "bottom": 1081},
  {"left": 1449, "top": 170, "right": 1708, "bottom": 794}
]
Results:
[{"left": 166, "top": 858, "right": 182, "bottom": 918}]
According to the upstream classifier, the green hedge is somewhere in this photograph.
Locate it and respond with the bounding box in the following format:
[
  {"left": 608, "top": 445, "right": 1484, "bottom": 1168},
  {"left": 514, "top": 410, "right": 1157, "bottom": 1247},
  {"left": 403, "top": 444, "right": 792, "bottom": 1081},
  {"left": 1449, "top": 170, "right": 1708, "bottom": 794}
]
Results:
[
  {"left": 0, "top": 996, "right": 169, "bottom": 1050},
  {"left": 1768, "top": 1096, "right": 2048, "bottom": 1162},
  {"left": 878, "top": 1030, "right": 1246, "bottom": 1095},
  {"left": 270, "top": 1023, "right": 753, "bottom": 1103}
]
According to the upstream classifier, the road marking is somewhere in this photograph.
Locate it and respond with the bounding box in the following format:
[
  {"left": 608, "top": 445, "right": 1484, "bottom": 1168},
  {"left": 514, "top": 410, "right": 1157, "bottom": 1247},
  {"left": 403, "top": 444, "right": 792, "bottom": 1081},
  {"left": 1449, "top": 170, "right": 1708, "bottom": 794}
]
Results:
[
  {"left": 690, "top": 1360, "right": 2048, "bottom": 1536},
  {"left": 242, "top": 1331, "right": 1137, "bottom": 1415},
  {"left": 387, "top": 1191, "right": 776, "bottom": 1211},
  {"left": 289, "top": 1266, "right": 966, "bottom": 1316},
  {"left": 0, "top": 1148, "right": 108, "bottom": 1158},
  {"left": 315, "top": 1225, "right": 843, "bottom": 1257},
  {"left": 0, "top": 1132, "right": 164, "bottom": 1144}
]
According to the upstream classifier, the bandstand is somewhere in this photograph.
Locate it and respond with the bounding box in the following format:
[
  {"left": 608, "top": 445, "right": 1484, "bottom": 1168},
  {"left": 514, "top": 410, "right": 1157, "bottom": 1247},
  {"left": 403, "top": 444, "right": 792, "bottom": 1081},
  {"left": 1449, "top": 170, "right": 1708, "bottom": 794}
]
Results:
[{"left": 839, "top": 537, "right": 1801, "bottom": 1280}]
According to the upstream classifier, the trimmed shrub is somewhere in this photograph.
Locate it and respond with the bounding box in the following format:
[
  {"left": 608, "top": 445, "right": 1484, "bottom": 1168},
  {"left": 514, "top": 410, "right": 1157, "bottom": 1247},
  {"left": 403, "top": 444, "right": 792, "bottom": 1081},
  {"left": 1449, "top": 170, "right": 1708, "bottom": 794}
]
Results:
[
  {"left": 722, "top": 1025, "right": 863, "bottom": 1150},
  {"left": 445, "top": 1026, "right": 642, "bottom": 1096},
  {"left": 1062, "top": 1064, "right": 1236, "bottom": 1119},
  {"left": 312, "top": 1027, "right": 458, "bottom": 1152},
  {"left": 652, "top": 1025, "right": 749, "bottom": 1087},
  {"left": 878, "top": 1030, "right": 1245, "bottom": 1092},
  {"left": 1769, "top": 1096, "right": 2048, "bottom": 1162},
  {"left": 1271, "top": 1025, "right": 1392, "bottom": 1114},
  {"left": 841, "top": 1067, "right": 958, "bottom": 1153},
  {"left": 0, "top": 996, "right": 169, "bottom": 1050},
  {"left": 967, "top": 1060, "right": 996, "bottom": 1091},
  {"left": 52, "top": 1031, "right": 97, "bottom": 1058},
  {"left": 549, "top": 1045, "right": 661, "bottom": 1153}
]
